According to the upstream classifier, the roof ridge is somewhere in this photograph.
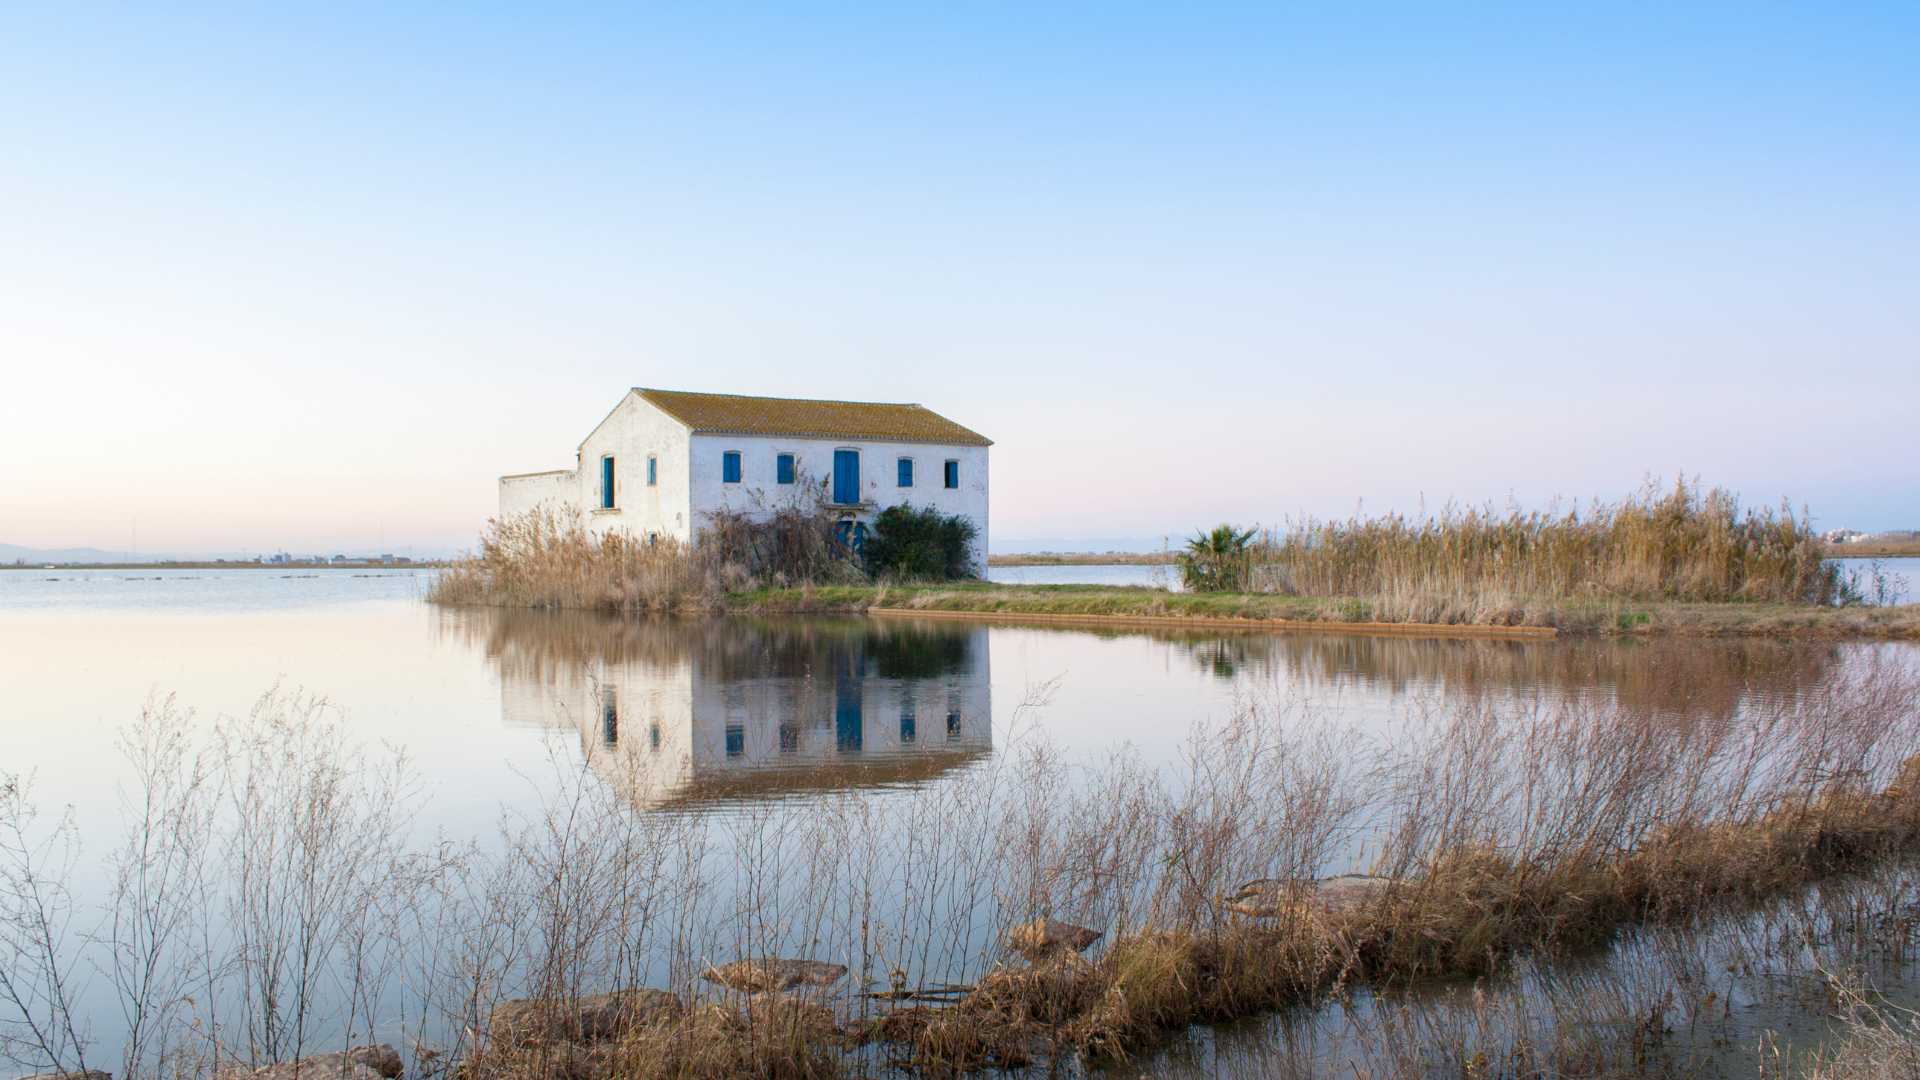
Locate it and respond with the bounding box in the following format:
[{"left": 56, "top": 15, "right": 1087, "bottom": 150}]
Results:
[{"left": 636, "top": 387, "right": 926, "bottom": 409}]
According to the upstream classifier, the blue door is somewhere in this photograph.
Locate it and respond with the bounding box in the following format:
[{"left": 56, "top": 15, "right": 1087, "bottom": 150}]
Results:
[{"left": 832, "top": 449, "right": 860, "bottom": 505}]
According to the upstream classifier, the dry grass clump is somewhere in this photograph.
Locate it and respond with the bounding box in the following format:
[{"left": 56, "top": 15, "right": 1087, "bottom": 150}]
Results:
[
  {"left": 1793, "top": 997, "right": 1920, "bottom": 1079},
  {"left": 475, "top": 996, "right": 842, "bottom": 1080},
  {"left": 428, "top": 506, "right": 864, "bottom": 613},
  {"left": 1238, "top": 477, "right": 1845, "bottom": 619}
]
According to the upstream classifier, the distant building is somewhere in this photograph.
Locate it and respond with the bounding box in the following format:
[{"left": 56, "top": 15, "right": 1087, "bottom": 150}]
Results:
[
  {"left": 1824, "top": 529, "right": 1867, "bottom": 544},
  {"left": 499, "top": 388, "right": 992, "bottom": 575}
]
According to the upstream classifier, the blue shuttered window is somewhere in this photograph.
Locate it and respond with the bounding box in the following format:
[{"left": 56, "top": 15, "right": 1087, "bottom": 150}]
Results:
[
  {"left": 776, "top": 453, "right": 796, "bottom": 484},
  {"left": 646, "top": 456, "right": 657, "bottom": 486},
  {"left": 722, "top": 451, "right": 742, "bottom": 484},
  {"left": 600, "top": 456, "right": 616, "bottom": 509},
  {"left": 897, "top": 458, "right": 913, "bottom": 487},
  {"left": 943, "top": 460, "right": 959, "bottom": 489}
]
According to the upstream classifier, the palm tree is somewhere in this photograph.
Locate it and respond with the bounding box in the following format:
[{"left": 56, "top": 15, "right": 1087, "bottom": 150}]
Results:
[{"left": 1179, "top": 524, "right": 1257, "bottom": 592}]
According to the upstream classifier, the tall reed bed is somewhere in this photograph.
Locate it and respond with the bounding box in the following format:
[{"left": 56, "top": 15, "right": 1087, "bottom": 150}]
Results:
[
  {"left": 3, "top": 656, "right": 1919, "bottom": 1077},
  {"left": 1186, "top": 479, "right": 1843, "bottom": 621},
  {"left": 428, "top": 504, "right": 864, "bottom": 613}
]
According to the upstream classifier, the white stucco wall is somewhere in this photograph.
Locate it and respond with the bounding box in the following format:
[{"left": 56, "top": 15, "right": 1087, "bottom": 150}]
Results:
[
  {"left": 498, "top": 469, "right": 579, "bottom": 521},
  {"left": 687, "top": 434, "right": 990, "bottom": 575},
  {"left": 573, "top": 392, "right": 694, "bottom": 543}
]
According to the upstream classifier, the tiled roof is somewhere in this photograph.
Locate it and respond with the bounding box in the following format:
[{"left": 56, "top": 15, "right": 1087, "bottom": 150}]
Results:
[{"left": 635, "top": 388, "right": 992, "bottom": 447}]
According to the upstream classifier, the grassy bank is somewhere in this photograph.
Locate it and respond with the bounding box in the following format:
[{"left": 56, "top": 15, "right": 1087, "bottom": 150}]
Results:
[{"left": 730, "top": 581, "right": 1920, "bottom": 639}]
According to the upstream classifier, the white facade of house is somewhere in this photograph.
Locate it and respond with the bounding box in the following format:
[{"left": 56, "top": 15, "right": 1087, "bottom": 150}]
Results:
[{"left": 499, "top": 389, "right": 992, "bottom": 574}]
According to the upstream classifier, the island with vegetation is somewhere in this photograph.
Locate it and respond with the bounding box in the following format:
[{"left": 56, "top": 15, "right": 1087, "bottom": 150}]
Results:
[{"left": 432, "top": 480, "right": 1917, "bottom": 640}]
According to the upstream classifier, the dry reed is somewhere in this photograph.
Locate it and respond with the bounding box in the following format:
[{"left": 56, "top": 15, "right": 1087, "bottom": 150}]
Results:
[
  {"left": 1215, "top": 478, "right": 1846, "bottom": 622},
  {"left": 428, "top": 505, "right": 865, "bottom": 614},
  {"left": 4, "top": 648, "right": 1919, "bottom": 1078}
]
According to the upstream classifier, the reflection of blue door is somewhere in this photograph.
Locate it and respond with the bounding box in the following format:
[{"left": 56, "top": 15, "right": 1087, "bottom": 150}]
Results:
[
  {"left": 835, "top": 677, "right": 863, "bottom": 752},
  {"left": 832, "top": 450, "right": 859, "bottom": 505}
]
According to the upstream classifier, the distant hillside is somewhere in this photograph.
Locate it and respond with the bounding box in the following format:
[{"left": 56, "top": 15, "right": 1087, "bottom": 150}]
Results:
[{"left": 0, "top": 542, "right": 143, "bottom": 564}]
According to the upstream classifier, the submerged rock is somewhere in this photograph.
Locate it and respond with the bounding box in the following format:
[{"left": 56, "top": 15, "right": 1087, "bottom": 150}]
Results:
[
  {"left": 218, "top": 1045, "right": 403, "bottom": 1080},
  {"left": 1224, "top": 874, "right": 1396, "bottom": 919},
  {"left": 489, "top": 988, "right": 683, "bottom": 1046},
  {"left": 1007, "top": 917, "right": 1103, "bottom": 960},
  {"left": 702, "top": 957, "right": 849, "bottom": 994}
]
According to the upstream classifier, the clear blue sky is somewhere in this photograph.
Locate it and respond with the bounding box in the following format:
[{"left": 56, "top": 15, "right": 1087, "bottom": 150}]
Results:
[{"left": 3, "top": 4, "right": 1915, "bottom": 555}]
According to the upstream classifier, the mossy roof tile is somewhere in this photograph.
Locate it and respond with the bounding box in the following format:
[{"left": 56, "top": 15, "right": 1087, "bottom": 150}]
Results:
[{"left": 636, "top": 388, "right": 991, "bottom": 447}]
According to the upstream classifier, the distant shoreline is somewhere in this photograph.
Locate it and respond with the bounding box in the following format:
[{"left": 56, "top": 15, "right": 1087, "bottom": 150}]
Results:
[
  {"left": 0, "top": 560, "right": 448, "bottom": 571},
  {"left": 1824, "top": 541, "right": 1920, "bottom": 558},
  {"left": 988, "top": 551, "right": 1174, "bottom": 566}
]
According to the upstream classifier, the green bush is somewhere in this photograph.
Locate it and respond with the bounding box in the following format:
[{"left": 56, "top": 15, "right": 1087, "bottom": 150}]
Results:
[
  {"left": 1179, "top": 524, "right": 1256, "bottom": 592},
  {"left": 863, "top": 504, "right": 979, "bottom": 581}
]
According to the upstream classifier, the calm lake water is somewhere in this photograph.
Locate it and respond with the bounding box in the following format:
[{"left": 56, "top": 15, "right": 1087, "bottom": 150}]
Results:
[{"left": 2, "top": 567, "right": 1916, "bottom": 1076}]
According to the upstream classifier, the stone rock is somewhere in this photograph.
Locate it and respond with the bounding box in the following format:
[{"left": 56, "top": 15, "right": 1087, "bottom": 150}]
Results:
[
  {"left": 701, "top": 958, "right": 849, "bottom": 994},
  {"left": 489, "top": 987, "right": 683, "bottom": 1046},
  {"left": 218, "top": 1045, "right": 403, "bottom": 1080},
  {"left": 1224, "top": 874, "right": 1396, "bottom": 919},
  {"left": 1006, "top": 917, "right": 1103, "bottom": 960}
]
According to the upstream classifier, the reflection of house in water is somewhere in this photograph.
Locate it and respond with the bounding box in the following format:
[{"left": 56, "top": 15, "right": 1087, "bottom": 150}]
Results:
[{"left": 482, "top": 613, "right": 991, "bottom": 809}]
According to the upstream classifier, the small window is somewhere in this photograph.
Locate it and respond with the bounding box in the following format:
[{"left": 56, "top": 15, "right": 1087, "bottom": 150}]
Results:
[
  {"left": 900, "top": 703, "right": 916, "bottom": 744},
  {"left": 648, "top": 722, "right": 662, "bottom": 751},
  {"left": 943, "top": 460, "right": 959, "bottom": 489},
  {"left": 722, "top": 451, "right": 742, "bottom": 484},
  {"left": 600, "top": 688, "right": 618, "bottom": 747},
  {"left": 724, "top": 724, "right": 745, "bottom": 758},
  {"left": 600, "top": 456, "right": 617, "bottom": 509},
  {"left": 776, "top": 453, "right": 796, "bottom": 485},
  {"left": 778, "top": 723, "right": 799, "bottom": 753},
  {"left": 946, "top": 710, "right": 962, "bottom": 739},
  {"left": 897, "top": 458, "right": 914, "bottom": 487},
  {"left": 646, "top": 455, "right": 657, "bottom": 486}
]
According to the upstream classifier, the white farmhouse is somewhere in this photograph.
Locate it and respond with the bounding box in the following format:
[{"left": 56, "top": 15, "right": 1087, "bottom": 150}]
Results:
[{"left": 499, "top": 388, "right": 993, "bottom": 574}]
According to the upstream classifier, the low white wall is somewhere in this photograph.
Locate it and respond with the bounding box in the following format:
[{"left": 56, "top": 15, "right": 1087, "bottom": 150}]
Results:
[{"left": 498, "top": 469, "right": 579, "bottom": 521}]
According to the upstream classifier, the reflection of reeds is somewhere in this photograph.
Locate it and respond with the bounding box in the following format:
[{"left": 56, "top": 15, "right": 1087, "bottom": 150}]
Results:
[
  {"left": 2, "top": 656, "right": 1918, "bottom": 1077},
  {"left": 1174, "top": 629, "right": 1843, "bottom": 718},
  {"left": 436, "top": 606, "right": 983, "bottom": 685}
]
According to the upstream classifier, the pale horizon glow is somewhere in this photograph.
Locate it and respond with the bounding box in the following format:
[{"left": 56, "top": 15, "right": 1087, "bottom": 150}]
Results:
[{"left": 3, "top": 6, "right": 1917, "bottom": 556}]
